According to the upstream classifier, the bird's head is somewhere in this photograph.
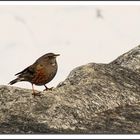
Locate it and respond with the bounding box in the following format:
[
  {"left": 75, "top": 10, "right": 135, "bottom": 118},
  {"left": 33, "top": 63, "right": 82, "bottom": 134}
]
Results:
[
  {"left": 46, "top": 53, "right": 60, "bottom": 59},
  {"left": 36, "top": 53, "right": 60, "bottom": 64}
]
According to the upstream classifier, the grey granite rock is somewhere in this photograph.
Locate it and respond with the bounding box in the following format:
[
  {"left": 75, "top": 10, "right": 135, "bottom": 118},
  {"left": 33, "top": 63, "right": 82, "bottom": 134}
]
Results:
[
  {"left": 0, "top": 45, "right": 140, "bottom": 134},
  {"left": 111, "top": 45, "right": 140, "bottom": 73}
]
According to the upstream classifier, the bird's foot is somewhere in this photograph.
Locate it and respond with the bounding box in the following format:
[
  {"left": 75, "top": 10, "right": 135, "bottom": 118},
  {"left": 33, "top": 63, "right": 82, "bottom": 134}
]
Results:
[
  {"left": 43, "top": 87, "right": 54, "bottom": 91},
  {"left": 32, "top": 92, "right": 41, "bottom": 97}
]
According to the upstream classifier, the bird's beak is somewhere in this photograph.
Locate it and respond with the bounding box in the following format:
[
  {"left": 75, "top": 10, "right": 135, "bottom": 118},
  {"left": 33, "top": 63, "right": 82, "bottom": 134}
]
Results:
[{"left": 54, "top": 54, "right": 60, "bottom": 57}]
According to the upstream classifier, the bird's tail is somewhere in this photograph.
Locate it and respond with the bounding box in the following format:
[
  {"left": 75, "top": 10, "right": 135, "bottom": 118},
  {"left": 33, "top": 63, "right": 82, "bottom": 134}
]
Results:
[{"left": 9, "top": 78, "right": 21, "bottom": 85}]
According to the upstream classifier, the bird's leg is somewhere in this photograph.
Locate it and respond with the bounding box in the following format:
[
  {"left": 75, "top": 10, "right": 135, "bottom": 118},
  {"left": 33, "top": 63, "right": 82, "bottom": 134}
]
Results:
[
  {"left": 32, "top": 84, "right": 35, "bottom": 96},
  {"left": 43, "top": 85, "right": 53, "bottom": 91},
  {"left": 44, "top": 85, "right": 48, "bottom": 90},
  {"left": 31, "top": 84, "right": 41, "bottom": 97}
]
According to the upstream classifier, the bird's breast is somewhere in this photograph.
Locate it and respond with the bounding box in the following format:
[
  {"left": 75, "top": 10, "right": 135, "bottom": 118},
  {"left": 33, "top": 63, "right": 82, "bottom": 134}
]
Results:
[{"left": 31, "top": 65, "right": 57, "bottom": 85}]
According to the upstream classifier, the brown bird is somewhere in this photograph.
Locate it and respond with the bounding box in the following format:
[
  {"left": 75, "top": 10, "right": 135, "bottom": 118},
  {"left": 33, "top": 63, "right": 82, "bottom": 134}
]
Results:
[{"left": 9, "top": 53, "right": 60, "bottom": 96}]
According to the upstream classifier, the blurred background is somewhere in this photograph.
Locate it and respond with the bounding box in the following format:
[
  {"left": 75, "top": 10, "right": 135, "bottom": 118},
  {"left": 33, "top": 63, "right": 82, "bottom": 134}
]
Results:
[{"left": 1, "top": 5, "right": 140, "bottom": 90}]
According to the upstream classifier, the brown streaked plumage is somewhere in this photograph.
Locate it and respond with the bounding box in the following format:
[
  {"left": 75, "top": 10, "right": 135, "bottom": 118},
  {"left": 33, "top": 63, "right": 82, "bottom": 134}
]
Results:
[{"left": 9, "top": 53, "right": 60, "bottom": 96}]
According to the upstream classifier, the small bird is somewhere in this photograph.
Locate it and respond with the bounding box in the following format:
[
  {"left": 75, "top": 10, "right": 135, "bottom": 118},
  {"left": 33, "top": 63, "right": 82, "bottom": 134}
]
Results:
[{"left": 9, "top": 53, "right": 60, "bottom": 96}]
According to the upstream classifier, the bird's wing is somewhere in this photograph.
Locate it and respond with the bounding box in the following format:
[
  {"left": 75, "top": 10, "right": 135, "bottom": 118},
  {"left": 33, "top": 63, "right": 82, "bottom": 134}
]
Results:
[{"left": 15, "top": 65, "right": 35, "bottom": 76}]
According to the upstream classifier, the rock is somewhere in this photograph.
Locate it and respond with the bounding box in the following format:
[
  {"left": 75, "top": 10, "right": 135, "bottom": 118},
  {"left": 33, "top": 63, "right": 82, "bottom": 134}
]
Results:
[
  {"left": 111, "top": 45, "right": 140, "bottom": 73},
  {"left": 0, "top": 45, "right": 140, "bottom": 134}
]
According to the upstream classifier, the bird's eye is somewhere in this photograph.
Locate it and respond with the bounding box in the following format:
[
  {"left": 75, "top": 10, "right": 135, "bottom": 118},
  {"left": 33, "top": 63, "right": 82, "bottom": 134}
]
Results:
[
  {"left": 45, "top": 56, "right": 51, "bottom": 59},
  {"left": 48, "top": 56, "right": 54, "bottom": 59}
]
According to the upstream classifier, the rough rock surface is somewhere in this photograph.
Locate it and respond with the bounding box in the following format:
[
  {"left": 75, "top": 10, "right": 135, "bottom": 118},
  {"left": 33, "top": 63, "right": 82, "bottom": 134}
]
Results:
[{"left": 0, "top": 45, "right": 140, "bottom": 134}]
